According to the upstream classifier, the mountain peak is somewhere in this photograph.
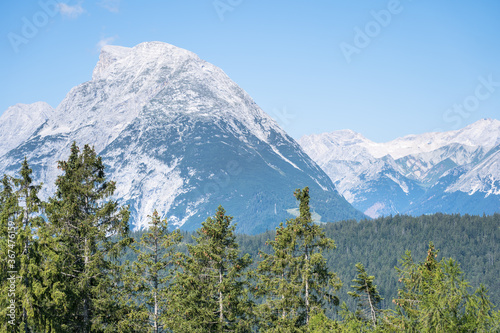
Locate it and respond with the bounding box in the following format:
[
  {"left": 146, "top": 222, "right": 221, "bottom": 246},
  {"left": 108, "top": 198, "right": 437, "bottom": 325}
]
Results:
[
  {"left": 0, "top": 42, "right": 365, "bottom": 233},
  {"left": 93, "top": 45, "right": 132, "bottom": 80},
  {"left": 93, "top": 41, "right": 198, "bottom": 81},
  {"left": 473, "top": 117, "right": 498, "bottom": 124},
  {"left": 300, "top": 129, "right": 368, "bottom": 145},
  {"left": 328, "top": 129, "right": 369, "bottom": 143},
  {"left": 450, "top": 118, "right": 500, "bottom": 148},
  {"left": 463, "top": 118, "right": 500, "bottom": 131},
  {"left": 3, "top": 101, "right": 53, "bottom": 116}
]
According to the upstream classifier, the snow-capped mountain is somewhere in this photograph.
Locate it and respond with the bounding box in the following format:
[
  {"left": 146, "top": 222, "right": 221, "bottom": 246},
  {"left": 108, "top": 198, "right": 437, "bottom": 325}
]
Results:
[
  {"left": 0, "top": 41, "right": 364, "bottom": 234},
  {"left": 299, "top": 119, "right": 500, "bottom": 218},
  {"left": 0, "top": 102, "right": 54, "bottom": 157}
]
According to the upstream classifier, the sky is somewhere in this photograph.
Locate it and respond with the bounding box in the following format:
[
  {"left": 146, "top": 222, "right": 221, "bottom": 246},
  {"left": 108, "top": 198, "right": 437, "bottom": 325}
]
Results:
[{"left": 1, "top": 0, "right": 500, "bottom": 142}]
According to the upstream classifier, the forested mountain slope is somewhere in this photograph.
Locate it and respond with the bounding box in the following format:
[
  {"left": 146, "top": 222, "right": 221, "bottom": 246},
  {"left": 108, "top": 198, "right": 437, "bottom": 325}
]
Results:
[{"left": 234, "top": 213, "right": 499, "bottom": 308}]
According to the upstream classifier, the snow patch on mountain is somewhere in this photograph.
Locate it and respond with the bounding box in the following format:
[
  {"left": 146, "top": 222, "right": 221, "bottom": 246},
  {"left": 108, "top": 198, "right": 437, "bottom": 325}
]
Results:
[
  {"left": 446, "top": 147, "right": 500, "bottom": 196},
  {"left": 270, "top": 145, "right": 301, "bottom": 171},
  {"left": 0, "top": 102, "right": 54, "bottom": 157},
  {"left": 385, "top": 173, "right": 409, "bottom": 194}
]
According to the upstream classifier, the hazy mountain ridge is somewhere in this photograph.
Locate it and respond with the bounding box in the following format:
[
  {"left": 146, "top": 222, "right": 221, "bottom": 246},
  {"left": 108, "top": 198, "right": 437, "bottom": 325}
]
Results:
[
  {"left": 0, "top": 41, "right": 364, "bottom": 234},
  {"left": 299, "top": 119, "right": 500, "bottom": 217}
]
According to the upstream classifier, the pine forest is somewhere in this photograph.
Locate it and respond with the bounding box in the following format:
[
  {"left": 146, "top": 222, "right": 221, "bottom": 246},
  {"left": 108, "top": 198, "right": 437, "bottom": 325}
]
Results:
[{"left": 1, "top": 143, "right": 499, "bottom": 332}]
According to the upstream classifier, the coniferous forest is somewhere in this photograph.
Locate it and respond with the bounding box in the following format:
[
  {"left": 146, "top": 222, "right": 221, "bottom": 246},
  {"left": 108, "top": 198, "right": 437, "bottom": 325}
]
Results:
[{"left": 1, "top": 143, "right": 499, "bottom": 332}]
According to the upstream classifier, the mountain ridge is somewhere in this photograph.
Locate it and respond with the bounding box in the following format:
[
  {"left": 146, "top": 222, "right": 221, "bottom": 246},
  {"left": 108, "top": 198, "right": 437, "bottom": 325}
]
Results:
[{"left": 299, "top": 119, "right": 500, "bottom": 218}]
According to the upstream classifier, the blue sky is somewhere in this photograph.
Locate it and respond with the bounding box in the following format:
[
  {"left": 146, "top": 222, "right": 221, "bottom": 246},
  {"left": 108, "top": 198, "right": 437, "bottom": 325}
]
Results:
[{"left": 1, "top": 0, "right": 499, "bottom": 142}]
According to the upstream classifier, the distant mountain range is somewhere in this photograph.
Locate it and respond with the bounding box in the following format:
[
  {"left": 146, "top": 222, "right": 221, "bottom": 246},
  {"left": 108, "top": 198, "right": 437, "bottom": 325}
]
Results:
[
  {"left": 299, "top": 119, "right": 500, "bottom": 218},
  {"left": 0, "top": 41, "right": 364, "bottom": 234}
]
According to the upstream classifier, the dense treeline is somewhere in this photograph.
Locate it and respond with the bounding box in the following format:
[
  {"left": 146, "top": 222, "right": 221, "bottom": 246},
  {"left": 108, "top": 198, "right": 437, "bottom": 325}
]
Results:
[
  {"left": 323, "top": 213, "right": 500, "bottom": 311},
  {"left": 236, "top": 213, "right": 500, "bottom": 311},
  {"left": 1, "top": 143, "right": 499, "bottom": 332}
]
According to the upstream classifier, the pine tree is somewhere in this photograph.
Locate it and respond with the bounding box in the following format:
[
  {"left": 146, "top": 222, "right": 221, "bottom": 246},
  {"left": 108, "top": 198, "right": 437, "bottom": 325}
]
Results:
[
  {"left": 0, "top": 174, "right": 21, "bottom": 332},
  {"left": 463, "top": 284, "right": 500, "bottom": 332},
  {"left": 15, "top": 158, "right": 47, "bottom": 332},
  {"left": 347, "top": 263, "right": 382, "bottom": 328},
  {"left": 388, "top": 242, "right": 500, "bottom": 332},
  {"left": 166, "top": 206, "right": 253, "bottom": 332},
  {"left": 120, "top": 210, "right": 182, "bottom": 332},
  {"left": 44, "top": 142, "right": 132, "bottom": 332},
  {"left": 0, "top": 160, "right": 51, "bottom": 332},
  {"left": 293, "top": 187, "right": 341, "bottom": 324},
  {"left": 0, "top": 174, "right": 14, "bottom": 208},
  {"left": 256, "top": 187, "right": 341, "bottom": 331},
  {"left": 256, "top": 219, "right": 304, "bottom": 331}
]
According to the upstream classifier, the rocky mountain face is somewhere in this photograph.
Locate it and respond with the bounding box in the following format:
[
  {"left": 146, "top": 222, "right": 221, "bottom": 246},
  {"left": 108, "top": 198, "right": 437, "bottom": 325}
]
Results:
[
  {"left": 0, "top": 41, "right": 365, "bottom": 234},
  {"left": 0, "top": 102, "right": 54, "bottom": 157},
  {"left": 299, "top": 119, "right": 500, "bottom": 218}
]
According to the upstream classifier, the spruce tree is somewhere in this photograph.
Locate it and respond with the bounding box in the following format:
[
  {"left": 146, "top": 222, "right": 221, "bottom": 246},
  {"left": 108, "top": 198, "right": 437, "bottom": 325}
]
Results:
[
  {"left": 0, "top": 174, "right": 20, "bottom": 332},
  {"left": 120, "top": 210, "right": 182, "bottom": 332},
  {"left": 44, "top": 142, "right": 131, "bottom": 332},
  {"left": 256, "top": 187, "right": 341, "bottom": 331},
  {"left": 347, "top": 263, "right": 382, "bottom": 328},
  {"left": 0, "top": 174, "right": 14, "bottom": 208},
  {"left": 256, "top": 219, "right": 304, "bottom": 331},
  {"left": 166, "top": 206, "right": 253, "bottom": 332},
  {"left": 15, "top": 159, "right": 47, "bottom": 332},
  {"left": 0, "top": 160, "right": 50, "bottom": 332},
  {"left": 293, "top": 187, "right": 341, "bottom": 324},
  {"left": 388, "top": 242, "right": 500, "bottom": 332}
]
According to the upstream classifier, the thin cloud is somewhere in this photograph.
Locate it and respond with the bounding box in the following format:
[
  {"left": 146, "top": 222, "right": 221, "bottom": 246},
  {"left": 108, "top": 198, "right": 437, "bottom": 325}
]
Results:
[
  {"left": 58, "top": 2, "right": 85, "bottom": 19},
  {"left": 96, "top": 36, "right": 118, "bottom": 51},
  {"left": 98, "top": 0, "right": 121, "bottom": 13}
]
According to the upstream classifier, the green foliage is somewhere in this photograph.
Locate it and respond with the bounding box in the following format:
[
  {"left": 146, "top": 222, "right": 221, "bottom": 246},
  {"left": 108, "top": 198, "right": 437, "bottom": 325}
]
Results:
[
  {"left": 0, "top": 159, "right": 53, "bottom": 332},
  {"left": 310, "top": 213, "right": 499, "bottom": 310},
  {"left": 256, "top": 218, "right": 305, "bottom": 332},
  {"left": 0, "top": 173, "right": 20, "bottom": 332},
  {"left": 337, "top": 302, "right": 380, "bottom": 333},
  {"left": 308, "top": 311, "right": 340, "bottom": 332},
  {"left": 238, "top": 213, "right": 500, "bottom": 332},
  {"left": 119, "top": 210, "right": 182, "bottom": 332},
  {"left": 44, "top": 142, "right": 132, "bottom": 332},
  {"left": 348, "top": 263, "right": 382, "bottom": 327},
  {"left": 383, "top": 242, "right": 500, "bottom": 332},
  {"left": 165, "top": 206, "right": 253, "bottom": 332},
  {"left": 256, "top": 187, "right": 341, "bottom": 332}
]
